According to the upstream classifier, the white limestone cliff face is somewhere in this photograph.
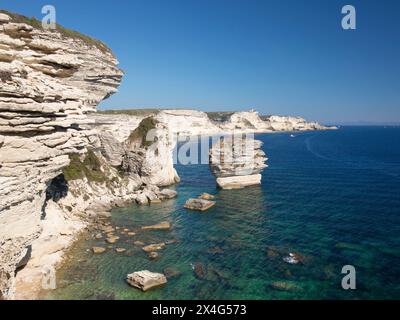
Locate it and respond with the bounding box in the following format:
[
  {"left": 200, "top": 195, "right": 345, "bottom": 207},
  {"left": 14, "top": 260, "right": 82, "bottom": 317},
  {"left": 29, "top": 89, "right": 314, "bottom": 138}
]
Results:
[
  {"left": 0, "top": 11, "right": 123, "bottom": 299},
  {"left": 156, "top": 109, "right": 222, "bottom": 136},
  {"left": 91, "top": 109, "right": 335, "bottom": 139},
  {"left": 263, "top": 115, "right": 333, "bottom": 131}
]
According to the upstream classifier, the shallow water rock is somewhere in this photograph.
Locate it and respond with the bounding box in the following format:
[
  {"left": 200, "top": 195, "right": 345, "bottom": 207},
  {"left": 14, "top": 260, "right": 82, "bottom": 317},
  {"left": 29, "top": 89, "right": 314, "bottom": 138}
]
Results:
[
  {"left": 159, "top": 189, "right": 178, "bottom": 200},
  {"left": 92, "top": 247, "right": 106, "bottom": 254},
  {"left": 148, "top": 252, "right": 160, "bottom": 260},
  {"left": 283, "top": 252, "right": 307, "bottom": 265},
  {"left": 101, "top": 225, "right": 115, "bottom": 233},
  {"left": 106, "top": 236, "right": 120, "bottom": 244},
  {"left": 184, "top": 198, "right": 216, "bottom": 211},
  {"left": 163, "top": 267, "right": 181, "bottom": 279},
  {"left": 115, "top": 248, "right": 126, "bottom": 253},
  {"left": 267, "top": 249, "right": 279, "bottom": 258},
  {"left": 127, "top": 232, "right": 136, "bottom": 237},
  {"left": 199, "top": 193, "right": 215, "bottom": 200},
  {"left": 192, "top": 262, "right": 207, "bottom": 279},
  {"left": 209, "top": 268, "right": 229, "bottom": 282},
  {"left": 134, "top": 240, "right": 145, "bottom": 246},
  {"left": 335, "top": 242, "right": 364, "bottom": 252},
  {"left": 165, "top": 239, "right": 178, "bottom": 245},
  {"left": 206, "top": 246, "right": 224, "bottom": 255},
  {"left": 141, "top": 221, "right": 171, "bottom": 231},
  {"left": 269, "top": 281, "right": 302, "bottom": 292},
  {"left": 142, "top": 243, "right": 166, "bottom": 252},
  {"left": 127, "top": 270, "right": 167, "bottom": 291}
]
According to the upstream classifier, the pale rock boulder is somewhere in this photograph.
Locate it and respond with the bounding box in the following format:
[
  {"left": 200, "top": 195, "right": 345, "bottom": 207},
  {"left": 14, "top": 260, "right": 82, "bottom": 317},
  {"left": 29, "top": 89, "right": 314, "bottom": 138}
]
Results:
[{"left": 127, "top": 270, "right": 167, "bottom": 291}]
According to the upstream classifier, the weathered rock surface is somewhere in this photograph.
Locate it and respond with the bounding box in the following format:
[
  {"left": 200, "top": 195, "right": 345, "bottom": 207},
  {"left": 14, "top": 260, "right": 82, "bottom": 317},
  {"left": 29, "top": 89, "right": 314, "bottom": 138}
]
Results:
[
  {"left": 0, "top": 11, "right": 123, "bottom": 299},
  {"left": 199, "top": 193, "right": 215, "bottom": 200},
  {"left": 184, "top": 198, "right": 216, "bottom": 211},
  {"left": 269, "top": 281, "right": 302, "bottom": 292},
  {"left": 142, "top": 243, "right": 166, "bottom": 252},
  {"left": 209, "top": 135, "right": 268, "bottom": 189},
  {"left": 92, "top": 247, "right": 106, "bottom": 254},
  {"left": 127, "top": 270, "right": 167, "bottom": 291},
  {"left": 163, "top": 267, "right": 181, "bottom": 279},
  {"left": 192, "top": 262, "right": 207, "bottom": 279},
  {"left": 148, "top": 252, "right": 160, "bottom": 260}
]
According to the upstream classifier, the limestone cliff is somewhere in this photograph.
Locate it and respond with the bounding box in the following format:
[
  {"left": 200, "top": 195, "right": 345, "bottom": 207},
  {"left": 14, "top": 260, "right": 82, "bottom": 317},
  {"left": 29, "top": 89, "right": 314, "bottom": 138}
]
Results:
[
  {"left": 0, "top": 11, "right": 123, "bottom": 299},
  {"left": 94, "top": 109, "right": 335, "bottom": 138}
]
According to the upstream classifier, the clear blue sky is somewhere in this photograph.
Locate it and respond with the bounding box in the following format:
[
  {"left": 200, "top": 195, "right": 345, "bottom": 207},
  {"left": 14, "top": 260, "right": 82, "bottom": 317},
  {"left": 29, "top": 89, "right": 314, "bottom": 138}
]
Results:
[{"left": 2, "top": 0, "right": 399, "bottom": 123}]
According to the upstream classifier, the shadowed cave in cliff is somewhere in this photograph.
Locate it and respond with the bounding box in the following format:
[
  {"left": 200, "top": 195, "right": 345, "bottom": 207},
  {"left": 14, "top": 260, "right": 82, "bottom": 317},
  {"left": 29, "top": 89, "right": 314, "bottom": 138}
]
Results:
[{"left": 45, "top": 174, "right": 69, "bottom": 203}]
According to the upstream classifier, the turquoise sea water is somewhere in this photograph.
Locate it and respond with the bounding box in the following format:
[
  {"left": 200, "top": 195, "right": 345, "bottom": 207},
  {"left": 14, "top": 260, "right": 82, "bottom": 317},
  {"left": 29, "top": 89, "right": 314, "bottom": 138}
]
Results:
[{"left": 44, "top": 127, "right": 400, "bottom": 300}]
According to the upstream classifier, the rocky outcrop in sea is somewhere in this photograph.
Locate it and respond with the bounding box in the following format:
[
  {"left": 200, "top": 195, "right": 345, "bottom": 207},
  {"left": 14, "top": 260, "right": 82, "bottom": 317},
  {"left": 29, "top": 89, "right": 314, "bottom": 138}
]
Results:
[{"left": 209, "top": 135, "right": 268, "bottom": 189}]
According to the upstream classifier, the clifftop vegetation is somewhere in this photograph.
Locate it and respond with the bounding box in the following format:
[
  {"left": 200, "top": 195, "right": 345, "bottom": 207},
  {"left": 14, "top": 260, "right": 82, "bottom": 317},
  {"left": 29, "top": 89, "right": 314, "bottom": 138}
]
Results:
[{"left": 0, "top": 9, "right": 113, "bottom": 54}]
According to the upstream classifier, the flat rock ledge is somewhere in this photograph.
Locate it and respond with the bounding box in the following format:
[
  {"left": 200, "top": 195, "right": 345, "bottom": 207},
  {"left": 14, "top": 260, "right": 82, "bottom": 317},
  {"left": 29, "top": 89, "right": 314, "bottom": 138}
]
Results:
[
  {"left": 184, "top": 198, "right": 216, "bottom": 211},
  {"left": 127, "top": 270, "right": 167, "bottom": 291},
  {"left": 141, "top": 221, "right": 171, "bottom": 231},
  {"left": 216, "top": 174, "right": 262, "bottom": 189}
]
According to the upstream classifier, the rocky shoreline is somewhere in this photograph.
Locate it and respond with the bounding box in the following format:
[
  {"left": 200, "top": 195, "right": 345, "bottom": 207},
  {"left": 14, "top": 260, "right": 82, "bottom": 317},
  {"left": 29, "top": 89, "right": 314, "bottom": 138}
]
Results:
[{"left": 0, "top": 10, "right": 337, "bottom": 300}]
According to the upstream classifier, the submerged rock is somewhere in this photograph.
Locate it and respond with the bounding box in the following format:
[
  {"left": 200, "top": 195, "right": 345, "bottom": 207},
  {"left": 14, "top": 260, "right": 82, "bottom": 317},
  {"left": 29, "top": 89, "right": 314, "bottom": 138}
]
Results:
[
  {"left": 106, "top": 236, "right": 120, "bottom": 244},
  {"left": 283, "top": 252, "right": 307, "bottom": 265},
  {"left": 142, "top": 243, "right": 166, "bottom": 252},
  {"left": 199, "top": 193, "right": 215, "bottom": 200},
  {"left": 269, "top": 281, "right": 302, "bottom": 292},
  {"left": 163, "top": 267, "right": 181, "bottom": 279},
  {"left": 141, "top": 221, "right": 171, "bottom": 231},
  {"left": 92, "top": 247, "right": 106, "bottom": 254},
  {"left": 267, "top": 249, "right": 280, "bottom": 258},
  {"left": 159, "top": 189, "right": 178, "bottom": 200},
  {"left": 133, "top": 240, "right": 145, "bottom": 246},
  {"left": 192, "top": 262, "right": 207, "bottom": 279},
  {"left": 101, "top": 226, "right": 115, "bottom": 233},
  {"left": 148, "top": 252, "right": 160, "bottom": 260},
  {"left": 127, "top": 270, "right": 167, "bottom": 291},
  {"left": 184, "top": 198, "right": 216, "bottom": 211},
  {"left": 115, "top": 248, "right": 126, "bottom": 253},
  {"left": 206, "top": 246, "right": 224, "bottom": 255}
]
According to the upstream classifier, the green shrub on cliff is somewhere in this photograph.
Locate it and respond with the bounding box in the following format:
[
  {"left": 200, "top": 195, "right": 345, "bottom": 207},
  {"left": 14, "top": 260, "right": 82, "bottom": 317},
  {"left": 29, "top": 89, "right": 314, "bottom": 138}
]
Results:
[
  {"left": 127, "top": 117, "right": 159, "bottom": 147},
  {"left": 63, "top": 149, "right": 109, "bottom": 183}
]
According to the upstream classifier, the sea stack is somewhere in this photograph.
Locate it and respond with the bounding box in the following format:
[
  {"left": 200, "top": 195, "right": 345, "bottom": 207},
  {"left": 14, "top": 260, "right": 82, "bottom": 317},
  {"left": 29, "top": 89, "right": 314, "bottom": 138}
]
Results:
[{"left": 209, "top": 135, "right": 268, "bottom": 189}]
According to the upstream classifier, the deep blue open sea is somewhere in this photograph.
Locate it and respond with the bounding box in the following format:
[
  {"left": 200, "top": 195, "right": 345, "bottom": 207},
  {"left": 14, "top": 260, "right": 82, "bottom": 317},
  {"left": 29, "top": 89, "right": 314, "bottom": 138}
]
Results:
[{"left": 44, "top": 127, "right": 400, "bottom": 300}]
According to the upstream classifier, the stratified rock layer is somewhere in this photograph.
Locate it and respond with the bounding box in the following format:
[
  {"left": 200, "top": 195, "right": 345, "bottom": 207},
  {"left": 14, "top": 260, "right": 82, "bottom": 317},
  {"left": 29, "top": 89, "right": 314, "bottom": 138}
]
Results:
[
  {"left": 0, "top": 11, "right": 123, "bottom": 299},
  {"left": 209, "top": 135, "right": 268, "bottom": 189}
]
